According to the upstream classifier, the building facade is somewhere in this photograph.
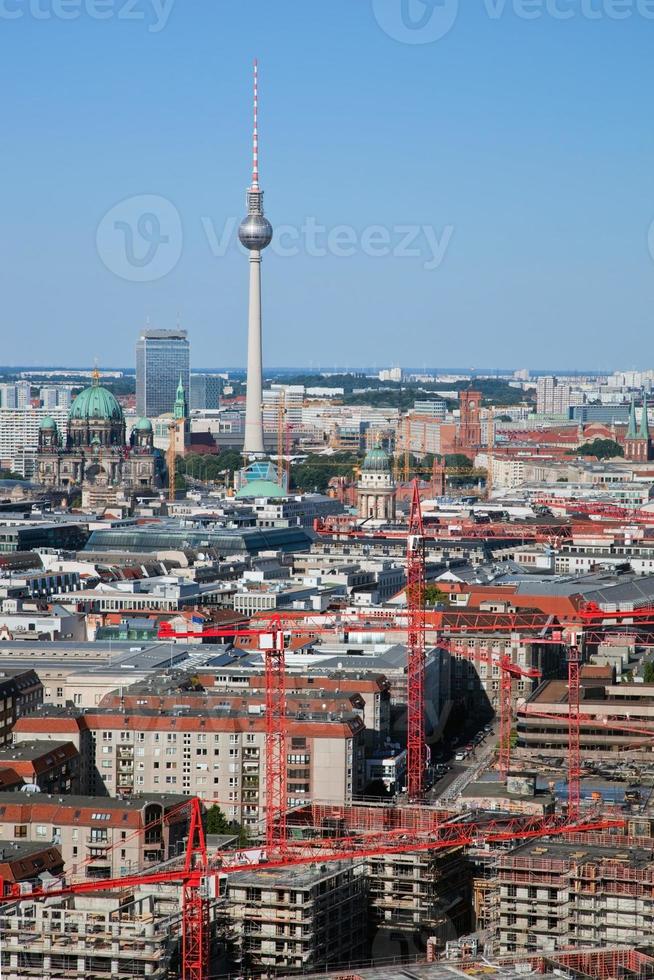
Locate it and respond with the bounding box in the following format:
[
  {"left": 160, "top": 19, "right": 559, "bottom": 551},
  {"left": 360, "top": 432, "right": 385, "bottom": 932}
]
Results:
[
  {"left": 35, "top": 376, "right": 160, "bottom": 505},
  {"left": 136, "top": 328, "right": 190, "bottom": 419}
]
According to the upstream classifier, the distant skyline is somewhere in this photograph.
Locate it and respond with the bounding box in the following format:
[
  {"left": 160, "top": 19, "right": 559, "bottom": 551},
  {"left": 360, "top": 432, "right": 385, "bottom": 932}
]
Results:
[{"left": 2, "top": 2, "right": 654, "bottom": 368}]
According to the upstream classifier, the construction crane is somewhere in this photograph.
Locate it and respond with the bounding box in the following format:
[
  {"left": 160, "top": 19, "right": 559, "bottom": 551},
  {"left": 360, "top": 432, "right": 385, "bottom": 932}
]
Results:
[
  {"left": 276, "top": 391, "right": 287, "bottom": 489},
  {"left": 440, "top": 638, "right": 541, "bottom": 781},
  {"left": 1, "top": 794, "right": 624, "bottom": 980},
  {"left": 567, "top": 644, "right": 581, "bottom": 820},
  {"left": 406, "top": 479, "right": 426, "bottom": 801},
  {"left": 160, "top": 616, "right": 288, "bottom": 849}
]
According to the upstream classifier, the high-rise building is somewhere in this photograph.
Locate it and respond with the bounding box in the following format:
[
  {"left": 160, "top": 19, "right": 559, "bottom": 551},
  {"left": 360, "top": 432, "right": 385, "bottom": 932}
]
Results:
[
  {"left": 239, "top": 61, "right": 273, "bottom": 457},
  {"left": 39, "top": 386, "right": 58, "bottom": 411},
  {"left": 536, "top": 376, "right": 584, "bottom": 416},
  {"left": 0, "top": 384, "right": 17, "bottom": 409},
  {"left": 135, "top": 328, "right": 190, "bottom": 418},
  {"left": 15, "top": 381, "right": 31, "bottom": 409},
  {"left": 57, "top": 387, "right": 72, "bottom": 410},
  {"left": 189, "top": 373, "right": 221, "bottom": 411}
]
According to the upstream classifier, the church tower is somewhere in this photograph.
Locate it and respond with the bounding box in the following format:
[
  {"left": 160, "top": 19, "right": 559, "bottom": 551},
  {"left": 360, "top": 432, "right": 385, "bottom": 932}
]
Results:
[
  {"left": 172, "top": 375, "right": 191, "bottom": 455},
  {"left": 625, "top": 394, "right": 652, "bottom": 462}
]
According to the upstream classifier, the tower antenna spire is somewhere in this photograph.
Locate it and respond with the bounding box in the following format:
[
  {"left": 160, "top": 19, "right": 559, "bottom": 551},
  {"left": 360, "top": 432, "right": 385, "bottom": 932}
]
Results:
[{"left": 252, "top": 58, "right": 259, "bottom": 191}]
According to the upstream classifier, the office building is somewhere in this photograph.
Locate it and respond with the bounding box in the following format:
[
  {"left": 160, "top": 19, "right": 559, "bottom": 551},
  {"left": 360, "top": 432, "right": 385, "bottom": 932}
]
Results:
[
  {"left": 190, "top": 373, "right": 221, "bottom": 411},
  {"left": 414, "top": 398, "right": 446, "bottom": 419},
  {"left": 136, "top": 328, "right": 190, "bottom": 418}
]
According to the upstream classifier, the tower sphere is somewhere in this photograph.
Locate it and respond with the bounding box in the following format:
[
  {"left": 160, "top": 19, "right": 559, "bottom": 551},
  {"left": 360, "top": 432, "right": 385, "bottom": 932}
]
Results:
[{"left": 238, "top": 214, "right": 273, "bottom": 251}]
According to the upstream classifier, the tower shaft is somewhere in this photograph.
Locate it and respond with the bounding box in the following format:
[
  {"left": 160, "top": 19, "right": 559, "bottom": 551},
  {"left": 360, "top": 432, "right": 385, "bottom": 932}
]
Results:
[
  {"left": 244, "top": 251, "right": 265, "bottom": 455},
  {"left": 239, "top": 59, "right": 272, "bottom": 459}
]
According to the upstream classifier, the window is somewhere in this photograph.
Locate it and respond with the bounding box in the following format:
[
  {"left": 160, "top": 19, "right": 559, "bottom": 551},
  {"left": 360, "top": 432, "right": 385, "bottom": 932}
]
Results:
[
  {"left": 13, "top": 825, "right": 26, "bottom": 838},
  {"left": 35, "top": 825, "right": 47, "bottom": 838}
]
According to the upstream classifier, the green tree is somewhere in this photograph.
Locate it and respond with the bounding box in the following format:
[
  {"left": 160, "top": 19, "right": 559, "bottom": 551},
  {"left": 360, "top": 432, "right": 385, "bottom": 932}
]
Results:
[
  {"left": 424, "top": 585, "right": 451, "bottom": 607},
  {"left": 206, "top": 805, "right": 232, "bottom": 835},
  {"left": 445, "top": 453, "right": 473, "bottom": 470},
  {"left": 643, "top": 661, "right": 654, "bottom": 684},
  {"left": 291, "top": 452, "right": 361, "bottom": 494},
  {"left": 577, "top": 438, "right": 624, "bottom": 460}
]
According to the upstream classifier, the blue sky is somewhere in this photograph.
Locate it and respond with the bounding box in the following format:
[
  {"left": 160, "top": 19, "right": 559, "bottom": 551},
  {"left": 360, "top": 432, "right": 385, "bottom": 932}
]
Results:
[{"left": 1, "top": 0, "right": 653, "bottom": 370}]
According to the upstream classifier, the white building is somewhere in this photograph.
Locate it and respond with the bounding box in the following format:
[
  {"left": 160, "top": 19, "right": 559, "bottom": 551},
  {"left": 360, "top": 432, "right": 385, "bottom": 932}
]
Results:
[{"left": 0, "top": 408, "right": 69, "bottom": 476}]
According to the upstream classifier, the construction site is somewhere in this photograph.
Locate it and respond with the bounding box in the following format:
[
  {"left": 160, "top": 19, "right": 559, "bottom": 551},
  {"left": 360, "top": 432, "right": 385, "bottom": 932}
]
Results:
[{"left": 4, "top": 485, "right": 654, "bottom": 980}]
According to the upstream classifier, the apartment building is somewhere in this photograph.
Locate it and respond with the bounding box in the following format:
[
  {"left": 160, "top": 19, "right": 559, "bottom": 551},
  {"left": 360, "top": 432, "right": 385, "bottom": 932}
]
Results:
[
  {"left": 0, "top": 841, "right": 63, "bottom": 884},
  {"left": 448, "top": 634, "right": 563, "bottom": 716},
  {"left": 367, "top": 846, "right": 472, "bottom": 950},
  {"left": 498, "top": 838, "right": 654, "bottom": 955},
  {"left": 0, "top": 740, "right": 80, "bottom": 794},
  {"left": 226, "top": 862, "right": 367, "bottom": 974},
  {"left": 0, "top": 890, "right": 178, "bottom": 979},
  {"left": 195, "top": 671, "right": 392, "bottom": 745},
  {"left": 13, "top": 707, "right": 366, "bottom": 828},
  {"left": 0, "top": 792, "right": 189, "bottom": 879},
  {"left": 0, "top": 669, "right": 43, "bottom": 745}
]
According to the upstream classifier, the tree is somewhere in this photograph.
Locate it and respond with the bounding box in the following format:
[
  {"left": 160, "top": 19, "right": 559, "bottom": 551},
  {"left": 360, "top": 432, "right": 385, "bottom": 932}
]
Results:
[
  {"left": 577, "top": 438, "right": 624, "bottom": 460},
  {"left": 206, "top": 805, "right": 232, "bottom": 835},
  {"left": 643, "top": 661, "right": 654, "bottom": 684},
  {"left": 291, "top": 452, "right": 361, "bottom": 494},
  {"left": 424, "top": 585, "right": 451, "bottom": 607},
  {"left": 445, "top": 453, "right": 473, "bottom": 470}
]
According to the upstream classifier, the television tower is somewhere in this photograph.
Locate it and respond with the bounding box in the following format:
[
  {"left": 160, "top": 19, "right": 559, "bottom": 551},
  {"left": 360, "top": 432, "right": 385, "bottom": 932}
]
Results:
[{"left": 239, "top": 59, "right": 273, "bottom": 457}]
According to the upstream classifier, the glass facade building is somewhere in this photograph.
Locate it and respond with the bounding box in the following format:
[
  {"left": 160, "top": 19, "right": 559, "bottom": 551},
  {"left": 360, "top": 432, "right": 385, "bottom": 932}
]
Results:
[
  {"left": 190, "top": 374, "right": 222, "bottom": 411},
  {"left": 135, "top": 329, "right": 190, "bottom": 419}
]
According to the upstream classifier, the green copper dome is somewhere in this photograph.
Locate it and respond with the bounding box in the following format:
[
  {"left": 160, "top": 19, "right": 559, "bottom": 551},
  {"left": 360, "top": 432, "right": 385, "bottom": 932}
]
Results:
[
  {"left": 39, "top": 416, "right": 57, "bottom": 430},
  {"left": 70, "top": 385, "right": 123, "bottom": 422},
  {"left": 362, "top": 447, "right": 391, "bottom": 473},
  {"left": 135, "top": 417, "right": 153, "bottom": 432},
  {"left": 235, "top": 479, "right": 287, "bottom": 500}
]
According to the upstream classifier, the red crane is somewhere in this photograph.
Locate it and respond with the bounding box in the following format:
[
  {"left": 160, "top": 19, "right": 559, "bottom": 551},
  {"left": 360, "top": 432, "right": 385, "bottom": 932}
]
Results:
[
  {"left": 441, "top": 639, "right": 541, "bottom": 780},
  {"left": 2, "top": 796, "right": 211, "bottom": 980},
  {"left": 159, "top": 615, "right": 287, "bottom": 849},
  {"left": 567, "top": 644, "right": 581, "bottom": 820},
  {"left": 406, "top": 479, "right": 426, "bottom": 801},
  {"left": 0, "top": 791, "right": 625, "bottom": 980}
]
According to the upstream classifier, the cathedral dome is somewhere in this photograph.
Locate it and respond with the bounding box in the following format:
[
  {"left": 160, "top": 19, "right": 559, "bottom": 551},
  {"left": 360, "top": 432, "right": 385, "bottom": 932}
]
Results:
[
  {"left": 70, "top": 385, "right": 123, "bottom": 422},
  {"left": 39, "top": 416, "right": 57, "bottom": 430},
  {"left": 134, "top": 417, "right": 153, "bottom": 432},
  {"left": 362, "top": 447, "right": 391, "bottom": 473}
]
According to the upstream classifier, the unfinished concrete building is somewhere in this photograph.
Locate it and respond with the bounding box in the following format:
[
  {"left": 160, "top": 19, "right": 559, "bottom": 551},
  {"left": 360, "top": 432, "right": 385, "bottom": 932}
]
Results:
[
  {"left": 0, "top": 889, "right": 178, "bottom": 979},
  {"left": 225, "top": 861, "right": 367, "bottom": 974},
  {"left": 367, "top": 846, "right": 472, "bottom": 951},
  {"left": 498, "top": 838, "right": 654, "bottom": 956}
]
